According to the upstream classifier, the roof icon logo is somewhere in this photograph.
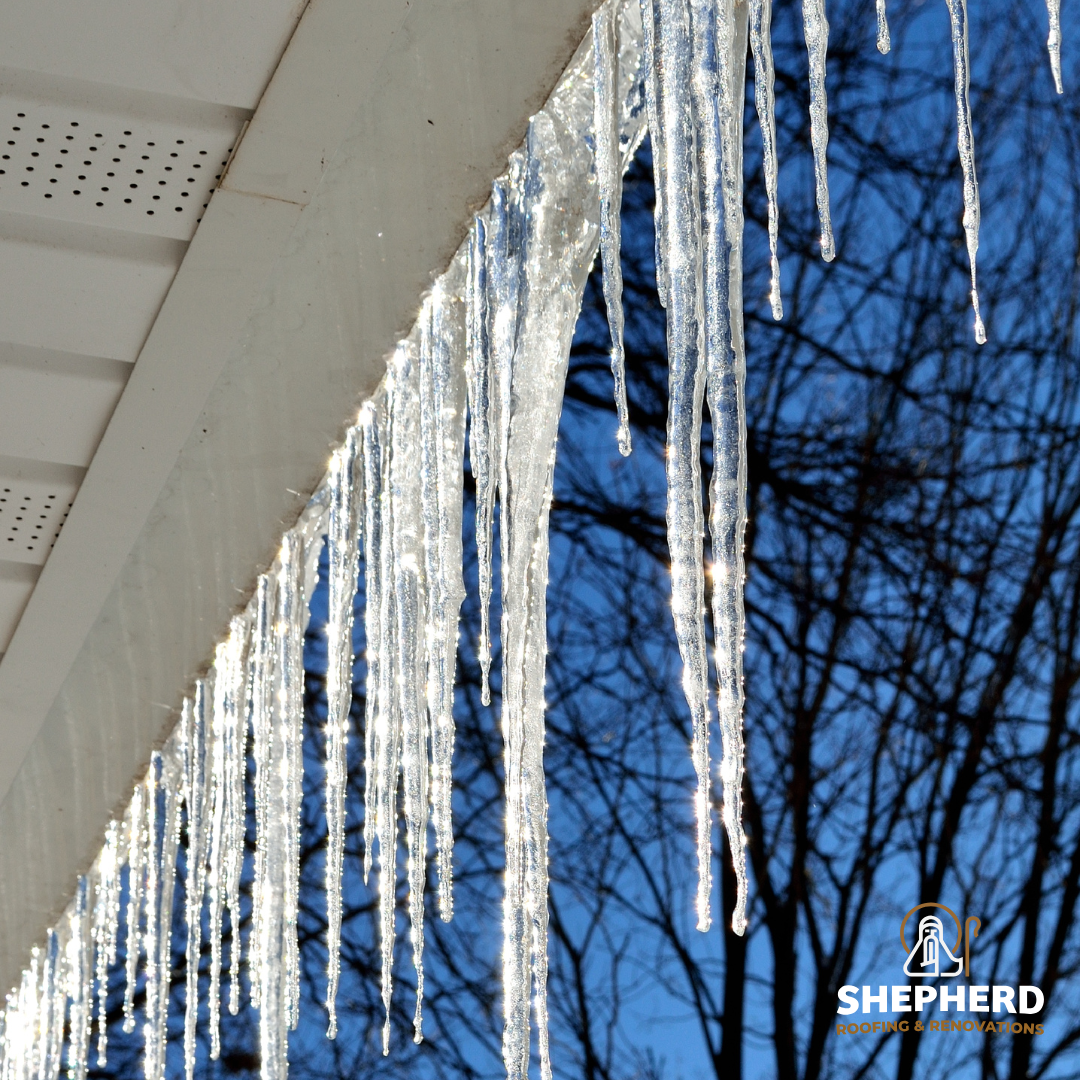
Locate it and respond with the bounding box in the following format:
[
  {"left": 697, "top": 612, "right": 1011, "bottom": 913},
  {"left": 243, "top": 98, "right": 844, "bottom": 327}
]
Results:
[{"left": 900, "top": 903, "right": 981, "bottom": 979}]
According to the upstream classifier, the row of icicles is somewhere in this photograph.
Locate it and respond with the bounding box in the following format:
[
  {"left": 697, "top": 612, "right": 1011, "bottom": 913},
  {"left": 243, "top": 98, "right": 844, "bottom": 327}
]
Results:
[{"left": 0, "top": 0, "right": 1065, "bottom": 1077}]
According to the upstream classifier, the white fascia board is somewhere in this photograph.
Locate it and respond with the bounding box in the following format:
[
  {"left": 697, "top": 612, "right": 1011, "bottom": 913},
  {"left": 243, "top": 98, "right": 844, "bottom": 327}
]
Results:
[{"left": 0, "top": 0, "right": 599, "bottom": 990}]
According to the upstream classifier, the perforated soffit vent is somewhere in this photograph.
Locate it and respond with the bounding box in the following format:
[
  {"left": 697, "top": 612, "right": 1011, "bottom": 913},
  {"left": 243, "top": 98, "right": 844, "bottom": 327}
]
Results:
[
  {"left": 0, "top": 94, "right": 245, "bottom": 241},
  {"left": 0, "top": 458, "right": 82, "bottom": 567}
]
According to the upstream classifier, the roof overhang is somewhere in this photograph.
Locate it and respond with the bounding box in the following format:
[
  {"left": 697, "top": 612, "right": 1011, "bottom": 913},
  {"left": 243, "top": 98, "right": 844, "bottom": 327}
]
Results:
[{"left": 0, "top": 0, "right": 599, "bottom": 991}]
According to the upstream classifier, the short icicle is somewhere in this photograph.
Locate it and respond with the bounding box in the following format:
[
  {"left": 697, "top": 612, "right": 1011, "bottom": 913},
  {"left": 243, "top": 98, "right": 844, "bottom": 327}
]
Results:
[
  {"left": 876, "top": 0, "right": 891, "bottom": 53},
  {"left": 122, "top": 782, "right": 146, "bottom": 1035},
  {"left": 802, "top": 0, "right": 835, "bottom": 260},
  {"left": 324, "top": 428, "right": 361, "bottom": 1038},
  {"left": 748, "top": 0, "right": 784, "bottom": 316},
  {"left": 594, "top": 1, "right": 633, "bottom": 456},
  {"left": 946, "top": 0, "right": 986, "bottom": 342},
  {"left": 1048, "top": 0, "right": 1063, "bottom": 93}
]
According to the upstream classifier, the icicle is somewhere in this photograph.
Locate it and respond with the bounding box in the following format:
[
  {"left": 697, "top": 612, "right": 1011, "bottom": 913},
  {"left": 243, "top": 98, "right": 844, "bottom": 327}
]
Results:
[
  {"left": 466, "top": 216, "right": 497, "bottom": 707},
  {"left": 182, "top": 685, "right": 211, "bottom": 1080},
  {"left": 206, "top": 672, "right": 226, "bottom": 1056},
  {"left": 374, "top": 378, "right": 400, "bottom": 1057},
  {"left": 360, "top": 401, "right": 385, "bottom": 889},
  {"left": 250, "top": 531, "right": 306, "bottom": 1080},
  {"left": 876, "top": 0, "right": 891, "bottom": 53},
  {"left": 390, "top": 340, "right": 429, "bottom": 1045},
  {"left": 749, "top": 0, "right": 783, "bottom": 317},
  {"left": 248, "top": 575, "right": 274, "bottom": 1022},
  {"left": 144, "top": 751, "right": 182, "bottom": 1080},
  {"left": 38, "top": 931, "right": 63, "bottom": 1080},
  {"left": 640, "top": 0, "right": 669, "bottom": 307},
  {"left": 207, "top": 618, "right": 248, "bottom": 1057},
  {"left": 281, "top": 536, "right": 308, "bottom": 1040},
  {"left": 122, "top": 783, "right": 146, "bottom": 1035},
  {"left": 802, "top": 0, "right": 835, "bottom": 260},
  {"left": 92, "top": 822, "right": 122, "bottom": 1067},
  {"left": 654, "top": 0, "right": 714, "bottom": 932},
  {"left": 324, "top": 430, "right": 361, "bottom": 1037},
  {"left": 1048, "top": 0, "right": 1063, "bottom": 92},
  {"left": 594, "top": 2, "right": 633, "bottom": 456},
  {"left": 420, "top": 283, "right": 467, "bottom": 921},
  {"left": 65, "top": 879, "right": 91, "bottom": 1080},
  {"left": 498, "top": 98, "right": 597, "bottom": 1079},
  {"left": 706, "top": 0, "right": 751, "bottom": 936},
  {"left": 222, "top": 633, "right": 247, "bottom": 1016},
  {"left": 946, "top": 0, "right": 986, "bottom": 343},
  {"left": 6, "top": 950, "right": 39, "bottom": 1080}
]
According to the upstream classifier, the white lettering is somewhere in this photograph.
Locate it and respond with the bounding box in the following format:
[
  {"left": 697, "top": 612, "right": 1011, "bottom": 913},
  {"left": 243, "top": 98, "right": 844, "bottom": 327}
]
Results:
[
  {"left": 992, "top": 986, "right": 1016, "bottom": 1014},
  {"left": 863, "top": 986, "right": 888, "bottom": 1013},
  {"left": 837, "top": 986, "right": 859, "bottom": 1015},
  {"left": 969, "top": 986, "right": 989, "bottom": 1013},
  {"left": 1019, "top": 986, "right": 1045, "bottom": 1014},
  {"left": 940, "top": 985, "right": 965, "bottom": 1011},
  {"left": 914, "top": 986, "right": 936, "bottom": 1012},
  {"left": 891, "top": 986, "right": 912, "bottom": 1012}
]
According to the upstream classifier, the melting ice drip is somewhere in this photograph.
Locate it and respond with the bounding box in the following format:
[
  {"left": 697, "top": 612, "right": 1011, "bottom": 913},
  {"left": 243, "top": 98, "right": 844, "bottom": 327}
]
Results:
[{"left": 0, "top": 0, "right": 1064, "bottom": 1078}]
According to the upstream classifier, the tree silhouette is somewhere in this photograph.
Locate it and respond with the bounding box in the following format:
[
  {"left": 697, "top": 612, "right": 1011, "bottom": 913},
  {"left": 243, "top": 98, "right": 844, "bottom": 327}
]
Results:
[{"left": 86, "top": 0, "right": 1080, "bottom": 1077}]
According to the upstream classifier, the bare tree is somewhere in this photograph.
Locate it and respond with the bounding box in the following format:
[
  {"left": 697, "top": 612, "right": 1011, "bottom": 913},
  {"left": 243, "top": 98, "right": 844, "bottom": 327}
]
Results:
[{"left": 87, "top": 0, "right": 1080, "bottom": 1077}]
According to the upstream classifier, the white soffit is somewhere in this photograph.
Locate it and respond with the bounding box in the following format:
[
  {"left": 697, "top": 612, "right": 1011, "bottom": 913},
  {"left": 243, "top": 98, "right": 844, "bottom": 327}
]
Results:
[{"left": 0, "top": 0, "right": 600, "bottom": 992}]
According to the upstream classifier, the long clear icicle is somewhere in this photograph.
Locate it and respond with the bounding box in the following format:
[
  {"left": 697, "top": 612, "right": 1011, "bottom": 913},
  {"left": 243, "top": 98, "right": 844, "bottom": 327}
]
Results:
[
  {"left": 420, "top": 283, "right": 468, "bottom": 921},
  {"left": 594, "top": 2, "right": 633, "bottom": 456},
  {"left": 947, "top": 0, "right": 986, "bottom": 343},
  {"left": 92, "top": 823, "right": 122, "bottom": 1067},
  {"left": 360, "top": 402, "right": 384, "bottom": 889},
  {"left": 182, "top": 685, "right": 211, "bottom": 1080},
  {"left": 391, "top": 341, "right": 429, "bottom": 1045},
  {"left": 748, "top": 0, "right": 784, "bottom": 317},
  {"left": 705, "top": 0, "right": 751, "bottom": 935},
  {"left": 374, "top": 378, "right": 400, "bottom": 1056},
  {"left": 251, "top": 532, "right": 307, "bottom": 1080},
  {"left": 655, "top": 0, "right": 713, "bottom": 932},
  {"left": 802, "top": 0, "right": 835, "bottom": 260},
  {"left": 466, "top": 216, "right": 497, "bottom": 706},
  {"left": 325, "top": 430, "right": 361, "bottom": 1037},
  {"left": 281, "top": 535, "right": 308, "bottom": 1041},
  {"left": 248, "top": 575, "right": 274, "bottom": 1020}
]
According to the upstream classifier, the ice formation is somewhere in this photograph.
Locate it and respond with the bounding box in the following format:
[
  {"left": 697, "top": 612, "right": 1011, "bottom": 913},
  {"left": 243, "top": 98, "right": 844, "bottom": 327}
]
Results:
[{"left": 0, "top": 0, "right": 1040, "bottom": 1075}]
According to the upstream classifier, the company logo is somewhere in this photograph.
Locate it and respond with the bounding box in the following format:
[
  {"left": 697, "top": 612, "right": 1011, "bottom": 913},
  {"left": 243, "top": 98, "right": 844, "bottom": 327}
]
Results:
[
  {"left": 835, "top": 903, "right": 1045, "bottom": 1035},
  {"left": 900, "top": 903, "right": 979, "bottom": 979}
]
